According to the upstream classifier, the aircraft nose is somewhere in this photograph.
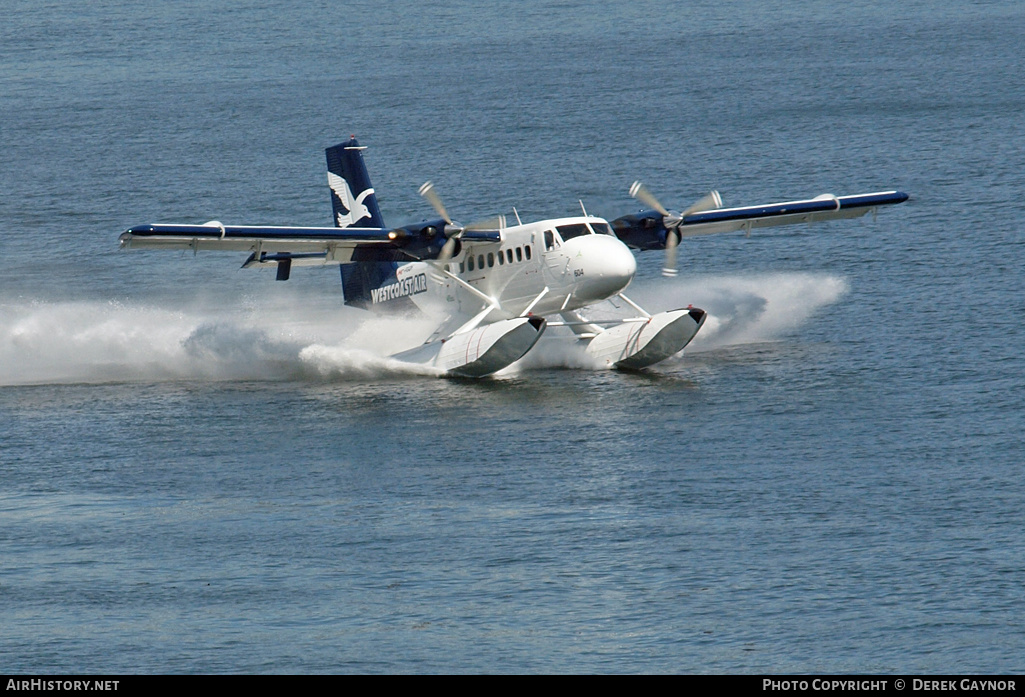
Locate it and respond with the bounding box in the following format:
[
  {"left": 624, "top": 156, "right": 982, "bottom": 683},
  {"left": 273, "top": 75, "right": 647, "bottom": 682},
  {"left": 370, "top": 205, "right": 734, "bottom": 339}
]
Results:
[{"left": 572, "top": 234, "right": 637, "bottom": 300}]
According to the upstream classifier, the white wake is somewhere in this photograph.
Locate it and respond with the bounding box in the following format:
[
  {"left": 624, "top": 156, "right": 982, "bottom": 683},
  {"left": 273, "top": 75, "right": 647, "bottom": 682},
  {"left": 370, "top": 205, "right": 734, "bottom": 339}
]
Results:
[
  {"left": 627, "top": 272, "right": 849, "bottom": 352},
  {"left": 0, "top": 293, "right": 440, "bottom": 386},
  {"left": 0, "top": 273, "right": 845, "bottom": 385},
  {"left": 503, "top": 272, "right": 848, "bottom": 374}
]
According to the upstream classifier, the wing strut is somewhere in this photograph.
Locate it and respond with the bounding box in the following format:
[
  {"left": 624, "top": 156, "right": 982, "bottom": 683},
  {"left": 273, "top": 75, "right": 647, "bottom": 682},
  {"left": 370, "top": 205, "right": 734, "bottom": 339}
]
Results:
[
  {"left": 520, "top": 287, "right": 550, "bottom": 317},
  {"left": 616, "top": 293, "right": 651, "bottom": 319}
]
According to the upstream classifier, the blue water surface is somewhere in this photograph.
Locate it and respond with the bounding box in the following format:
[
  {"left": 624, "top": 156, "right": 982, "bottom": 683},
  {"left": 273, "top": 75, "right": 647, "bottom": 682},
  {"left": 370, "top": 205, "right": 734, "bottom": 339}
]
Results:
[{"left": 1, "top": 0, "right": 1023, "bottom": 674}]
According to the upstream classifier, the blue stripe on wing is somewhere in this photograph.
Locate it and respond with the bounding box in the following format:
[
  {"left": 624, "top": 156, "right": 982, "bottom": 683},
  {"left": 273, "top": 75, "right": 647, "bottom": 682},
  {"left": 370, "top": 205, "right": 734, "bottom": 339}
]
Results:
[{"left": 682, "top": 191, "right": 908, "bottom": 226}]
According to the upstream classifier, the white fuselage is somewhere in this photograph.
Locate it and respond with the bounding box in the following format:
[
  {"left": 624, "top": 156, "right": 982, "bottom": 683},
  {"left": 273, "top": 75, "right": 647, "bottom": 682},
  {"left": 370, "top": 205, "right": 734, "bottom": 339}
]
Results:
[{"left": 392, "top": 215, "right": 637, "bottom": 320}]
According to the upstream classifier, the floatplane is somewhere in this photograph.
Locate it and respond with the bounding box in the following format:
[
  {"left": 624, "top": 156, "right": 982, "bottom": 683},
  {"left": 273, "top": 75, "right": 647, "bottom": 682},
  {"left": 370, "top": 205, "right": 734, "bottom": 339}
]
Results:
[{"left": 119, "top": 137, "right": 907, "bottom": 377}]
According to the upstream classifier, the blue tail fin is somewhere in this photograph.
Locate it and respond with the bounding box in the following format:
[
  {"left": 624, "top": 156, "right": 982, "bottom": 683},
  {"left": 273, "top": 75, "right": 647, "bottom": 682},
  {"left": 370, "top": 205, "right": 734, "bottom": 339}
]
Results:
[
  {"left": 328, "top": 137, "right": 411, "bottom": 310},
  {"left": 325, "top": 137, "right": 385, "bottom": 229}
]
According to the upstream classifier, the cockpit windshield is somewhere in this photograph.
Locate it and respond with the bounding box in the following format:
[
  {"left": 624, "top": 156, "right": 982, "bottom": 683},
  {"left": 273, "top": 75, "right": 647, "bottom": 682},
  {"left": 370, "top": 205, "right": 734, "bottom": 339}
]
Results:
[
  {"left": 556, "top": 223, "right": 590, "bottom": 240},
  {"left": 553, "top": 221, "right": 614, "bottom": 242}
]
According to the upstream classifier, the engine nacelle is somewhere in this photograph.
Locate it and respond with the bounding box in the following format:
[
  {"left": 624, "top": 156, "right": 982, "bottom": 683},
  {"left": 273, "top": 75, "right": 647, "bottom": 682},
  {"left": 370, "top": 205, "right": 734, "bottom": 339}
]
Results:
[{"left": 386, "top": 218, "right": 455, "bottom": 260}]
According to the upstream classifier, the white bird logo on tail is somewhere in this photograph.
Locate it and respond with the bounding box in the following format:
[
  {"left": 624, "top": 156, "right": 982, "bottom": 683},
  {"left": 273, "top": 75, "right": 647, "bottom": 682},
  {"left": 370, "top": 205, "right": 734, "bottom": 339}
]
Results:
[{"left": 328, "top": 171, "right": 374, "bottom": 228}]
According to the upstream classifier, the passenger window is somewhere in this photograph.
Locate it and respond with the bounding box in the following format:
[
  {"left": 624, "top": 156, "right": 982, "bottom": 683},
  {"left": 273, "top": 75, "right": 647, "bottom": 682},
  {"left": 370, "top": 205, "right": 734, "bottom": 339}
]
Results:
[
  {"left": 498, "top": 250, "right": 504, "bottom": 265},
  {"left": 478, "top": 254, "right": 485, "bottom": 269},
  {"left": 487, "top": 252, "right": 494, "bottom": 268},
  {"left": 460, "top": 261, "right": 465, "bottom": 273},
  {"left": 525, "top": 245, "right": 532, "bottom": 260},
  {"left": 468, "top": 256, "right": 475, "bottom": 271},
  {"left": 506, "top": 249, "right": 513, "bottom": 264},
  {"left": 515, "top": 247, "right": 523, "bottom": 262}
]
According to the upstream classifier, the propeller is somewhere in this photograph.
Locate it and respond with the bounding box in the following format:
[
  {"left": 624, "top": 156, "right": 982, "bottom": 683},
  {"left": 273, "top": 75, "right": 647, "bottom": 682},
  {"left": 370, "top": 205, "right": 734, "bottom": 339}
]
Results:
[
  {"left": 418, "top": 181, "right": 453, "bottom": 227},
  {"left": 418, "top": 181, "right": 504, "bottom": 265},
  {"left": 419, "top": 180, "right": 464, "bottom": 264},
  {"left": 629, "top": 181, "right": 722, "bottom": 277}
]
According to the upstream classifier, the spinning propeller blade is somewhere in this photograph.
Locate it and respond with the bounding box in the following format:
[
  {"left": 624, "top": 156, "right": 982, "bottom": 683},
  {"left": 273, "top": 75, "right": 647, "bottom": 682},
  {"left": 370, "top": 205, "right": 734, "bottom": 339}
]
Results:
[
  {"left": 465, "top": 215, "right": 506, "bottom": 232},
  {"left": 663, "top": 230, "right": 679, "bottom": 277},
  {"left": 418, "top": 181, "right": 452, "bottom": 225},
  {"left": 418, "top": 182, "right": 504, "bottom": 266},
  {"left": 630, "top": 182, "right": 722, "bottom": 277},
  {"left": 628, "top": 181, "right": 669, "bottom": 216},
  {"left": 437, "top": 236, "right": 460, "bottom": 264},
  {"left": 681, "top": 190, "right": 723, "bottom": 218}
]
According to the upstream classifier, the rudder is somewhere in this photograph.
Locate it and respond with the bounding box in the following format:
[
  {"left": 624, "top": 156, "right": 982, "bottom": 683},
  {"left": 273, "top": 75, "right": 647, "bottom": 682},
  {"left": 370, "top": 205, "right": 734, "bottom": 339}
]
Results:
[{"left": 325, "top": 137, "right": 385, "bottom": 229}]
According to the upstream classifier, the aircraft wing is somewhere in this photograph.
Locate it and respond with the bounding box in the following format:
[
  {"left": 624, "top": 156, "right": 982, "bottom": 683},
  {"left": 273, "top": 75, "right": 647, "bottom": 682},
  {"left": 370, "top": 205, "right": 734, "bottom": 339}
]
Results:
[
  {"left": 119, "top": 223, "right": 399, "bottom": 263},
  {"left": 119, "top": 222, "right": 503, "bottom": 266},
  {"left": 611, "top": 190, "right": 908, "bottom": 251},
  {"left": 676, "top": 190, "right": 909, "bottom": 238}
]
